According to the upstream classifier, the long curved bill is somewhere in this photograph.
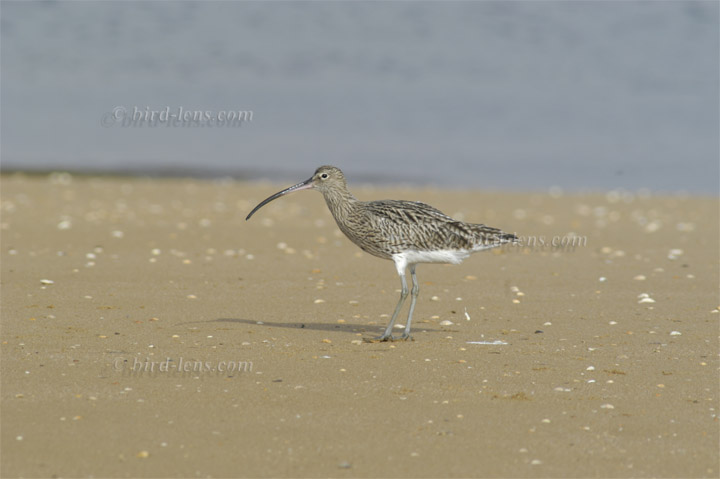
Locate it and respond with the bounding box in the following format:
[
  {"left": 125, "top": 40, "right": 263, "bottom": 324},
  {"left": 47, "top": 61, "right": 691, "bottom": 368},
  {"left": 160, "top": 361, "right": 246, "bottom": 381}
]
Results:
[{"left": 245, "top": 177, "right": 314, "bottom": 220}]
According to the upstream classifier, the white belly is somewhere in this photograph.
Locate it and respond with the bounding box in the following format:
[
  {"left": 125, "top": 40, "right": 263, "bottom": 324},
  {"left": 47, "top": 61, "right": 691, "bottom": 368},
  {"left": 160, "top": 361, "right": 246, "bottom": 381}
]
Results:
[
  {"left": 392, "top": 249, "right": 462, "bottom": 275},
  {"left": 391, "top": 243, "right": 500, "bottom": 275}
]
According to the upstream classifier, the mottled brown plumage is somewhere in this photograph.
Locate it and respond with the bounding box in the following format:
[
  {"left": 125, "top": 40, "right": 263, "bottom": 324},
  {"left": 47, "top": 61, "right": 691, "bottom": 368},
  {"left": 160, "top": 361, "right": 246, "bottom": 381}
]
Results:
[{"left": 246, "top": 165, "right": 517, "bottom": 341}]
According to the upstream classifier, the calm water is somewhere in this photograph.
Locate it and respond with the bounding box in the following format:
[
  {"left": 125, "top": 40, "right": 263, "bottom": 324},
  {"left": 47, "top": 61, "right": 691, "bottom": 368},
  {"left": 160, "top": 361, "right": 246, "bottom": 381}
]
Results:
[{"left": 2, "top": 1, "right": 718, "bottom": 193}]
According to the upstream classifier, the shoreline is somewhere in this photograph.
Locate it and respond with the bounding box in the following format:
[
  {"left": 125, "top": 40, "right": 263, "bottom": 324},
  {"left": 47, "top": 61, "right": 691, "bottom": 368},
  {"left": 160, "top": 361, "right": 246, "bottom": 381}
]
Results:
[{"left": 2, "top": 168, "right": 716, "bottom": 198}]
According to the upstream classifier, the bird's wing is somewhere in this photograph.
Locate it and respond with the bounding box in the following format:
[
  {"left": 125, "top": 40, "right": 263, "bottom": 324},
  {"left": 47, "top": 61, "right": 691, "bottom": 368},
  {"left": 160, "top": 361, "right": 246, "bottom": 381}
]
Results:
[
  {"left": 359, "top": 200, "right": 515, "bottom": 253},
  {"left": 364, "top": 200, "right": 454, "bottom": 224}
]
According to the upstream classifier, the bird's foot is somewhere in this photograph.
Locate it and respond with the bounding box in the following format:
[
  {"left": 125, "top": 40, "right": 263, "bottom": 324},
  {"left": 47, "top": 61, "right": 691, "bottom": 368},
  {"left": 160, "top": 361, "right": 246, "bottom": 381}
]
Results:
[
  {"left": 364, "top": 333, "right": 413, "bottom": 343},
  {"left": 364, "top": 334, "right": 395, "bottom": 343}
]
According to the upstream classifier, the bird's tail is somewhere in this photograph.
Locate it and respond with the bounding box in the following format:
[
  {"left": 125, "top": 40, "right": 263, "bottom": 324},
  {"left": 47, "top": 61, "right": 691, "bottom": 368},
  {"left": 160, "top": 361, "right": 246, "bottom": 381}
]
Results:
[
  {"left": 471, "top": 225, "right": 518, "bottom": 250},
  {"left": 498, "top": 231, "right": 519, "bottom": 244}
]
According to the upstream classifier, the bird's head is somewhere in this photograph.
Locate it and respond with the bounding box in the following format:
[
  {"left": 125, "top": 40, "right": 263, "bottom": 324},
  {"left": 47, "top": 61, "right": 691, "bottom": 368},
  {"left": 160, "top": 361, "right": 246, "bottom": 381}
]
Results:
[
  {"left": 245, "top": 165, "right": 347, "bottom": 220},
  {"left": 308, "top": 165, "right": 347, "bottom": 193}
]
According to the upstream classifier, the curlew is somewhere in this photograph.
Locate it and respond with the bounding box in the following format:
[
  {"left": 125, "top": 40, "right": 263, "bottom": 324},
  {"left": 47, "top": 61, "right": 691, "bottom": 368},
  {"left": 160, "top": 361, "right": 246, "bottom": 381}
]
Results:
[{"left": 246, "top": 166, "right": 517, "bottom": 341}]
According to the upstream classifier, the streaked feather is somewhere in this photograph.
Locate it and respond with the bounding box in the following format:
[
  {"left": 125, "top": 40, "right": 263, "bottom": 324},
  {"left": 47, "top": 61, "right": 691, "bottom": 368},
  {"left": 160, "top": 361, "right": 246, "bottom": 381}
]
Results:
[{"left": 317, "top": 174, "right": 517, "bottom": 262}]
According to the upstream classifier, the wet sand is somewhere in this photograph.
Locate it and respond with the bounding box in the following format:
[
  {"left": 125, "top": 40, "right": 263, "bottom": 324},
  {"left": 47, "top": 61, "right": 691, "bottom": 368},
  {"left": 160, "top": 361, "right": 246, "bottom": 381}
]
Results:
[{"left": 1, "top": 172, "right": 718, "bottom": 478}]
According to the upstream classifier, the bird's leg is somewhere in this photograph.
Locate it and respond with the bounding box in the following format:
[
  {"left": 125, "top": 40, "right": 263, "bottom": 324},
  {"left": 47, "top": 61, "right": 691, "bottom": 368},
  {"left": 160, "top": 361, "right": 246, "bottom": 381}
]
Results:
[
  {"left": 376, "top": 272, "right": 408, "bottom": 341},
  {"left": 400, "top": 265, "right": 419, "bottom": 341}
]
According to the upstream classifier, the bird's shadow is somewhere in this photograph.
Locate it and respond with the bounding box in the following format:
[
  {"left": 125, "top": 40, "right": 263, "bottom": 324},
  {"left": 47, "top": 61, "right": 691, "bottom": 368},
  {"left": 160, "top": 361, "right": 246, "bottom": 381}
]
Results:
[
  {"left": 181, "top": 318, "right": 440, "bottom": 336},
  {"left": 212, "top": 318, "right": 376, "bottom": 334}
]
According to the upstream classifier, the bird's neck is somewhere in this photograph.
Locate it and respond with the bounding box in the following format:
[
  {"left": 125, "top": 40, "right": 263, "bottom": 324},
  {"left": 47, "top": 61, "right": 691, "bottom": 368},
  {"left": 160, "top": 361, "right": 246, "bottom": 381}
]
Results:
[{"left": 322, "top": 187, "right": 358, "bottom": 223}]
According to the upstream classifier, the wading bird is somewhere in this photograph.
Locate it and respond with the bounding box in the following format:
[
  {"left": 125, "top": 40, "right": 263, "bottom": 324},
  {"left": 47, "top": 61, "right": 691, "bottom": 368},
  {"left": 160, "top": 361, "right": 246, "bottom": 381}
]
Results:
[{"left": 246, "top": 166, "right": 517, "bottom": 341}]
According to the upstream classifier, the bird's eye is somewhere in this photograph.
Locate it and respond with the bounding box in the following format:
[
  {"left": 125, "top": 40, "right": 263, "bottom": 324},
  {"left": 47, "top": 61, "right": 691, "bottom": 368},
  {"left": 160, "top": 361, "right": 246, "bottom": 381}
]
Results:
[{"left": 320, "top": 173, "right": 328, "bottom": 179}]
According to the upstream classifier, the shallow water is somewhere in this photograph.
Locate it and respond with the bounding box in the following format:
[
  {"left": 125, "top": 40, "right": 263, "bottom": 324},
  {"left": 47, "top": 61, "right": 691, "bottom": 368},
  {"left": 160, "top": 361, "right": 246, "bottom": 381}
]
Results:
[{"left": 1, "top": 2, "right": 718, "bottom": 193}]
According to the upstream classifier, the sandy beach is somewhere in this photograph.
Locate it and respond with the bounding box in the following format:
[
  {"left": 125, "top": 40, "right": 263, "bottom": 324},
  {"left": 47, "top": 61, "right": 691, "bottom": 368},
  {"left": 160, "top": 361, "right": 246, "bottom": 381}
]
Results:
[{"left": 1, "top": 172, "right": 718, "bottom": 478}]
